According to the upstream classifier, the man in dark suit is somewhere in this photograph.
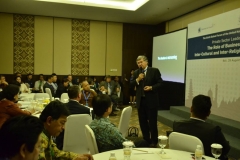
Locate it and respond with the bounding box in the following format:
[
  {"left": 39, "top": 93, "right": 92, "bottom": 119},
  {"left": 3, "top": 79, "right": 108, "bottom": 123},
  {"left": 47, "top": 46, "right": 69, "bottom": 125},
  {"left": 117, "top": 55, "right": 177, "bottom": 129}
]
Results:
[
  {"left": 43, "top": 75, "right": 55, "bottom": 97},
  {"left": 56, "top": 85, "right": 92, "bottom": 149},
  {"left": 99, "top": 75, "right": 119, "bottom": 116},
  {"left": 131, "top": 55, "right": 162, "bottom": 147},
  {"left": 173, "top": 95, "right": 230, "bottom": 159}
]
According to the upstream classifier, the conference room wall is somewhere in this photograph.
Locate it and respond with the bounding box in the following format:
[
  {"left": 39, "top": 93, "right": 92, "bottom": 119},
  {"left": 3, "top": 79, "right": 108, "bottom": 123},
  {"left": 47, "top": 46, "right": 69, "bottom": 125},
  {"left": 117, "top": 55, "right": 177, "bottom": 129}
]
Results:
[
  {"left": 89, "top": 21, "right": 106, "bottom": 76},
  {"left": 0, "top": 13, "right": 122, "bottom": 76},
  {"left": 0, "top": 13, "right": 13, "bottom": 74},
  {"left": 166, "top": 0, "right": 240, "bottom": 33},
  {"left": 35, "top": 16, "right": 53, "bottom": 75}
]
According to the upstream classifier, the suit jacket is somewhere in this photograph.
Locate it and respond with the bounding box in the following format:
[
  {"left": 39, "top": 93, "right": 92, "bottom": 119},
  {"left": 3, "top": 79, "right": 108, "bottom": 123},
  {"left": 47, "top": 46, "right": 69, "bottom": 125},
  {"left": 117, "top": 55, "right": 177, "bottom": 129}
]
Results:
[
  {"left": 55, "top": 84, "right": 68, "bottom": 98},
  {"left": 173, "top": 119, "right": 230, "bottom": 159},
  {"left": 43, "top": 82, "right": 55, "bottom": 97},
  {"left": 66, "top": 100, "right": 91, "bottom": 115},
  {"left": 99, "top": 81, "right": 118, "bottom": 96},
  {"left": 56, "top": 100, "right": 92, "bottom": 150},
  {"left": 131, "top": 67, "right": 162, "bottom": 109}
]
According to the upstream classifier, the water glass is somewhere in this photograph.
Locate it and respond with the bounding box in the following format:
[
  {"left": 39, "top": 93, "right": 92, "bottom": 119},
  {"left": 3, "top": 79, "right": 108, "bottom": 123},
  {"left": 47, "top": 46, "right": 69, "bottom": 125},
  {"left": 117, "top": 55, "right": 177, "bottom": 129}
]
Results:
[
  {"left": 122, "top": 141, "right": 133, "bottom": 160},
  {"left": 158, "top": 135, "right": 168, "bottom": 154},
  {"left": 211, "top": 143, "right": 222, "bottom": 159},
  {"left": 31, "top": 100, "right": 37, "bottom": 112}
]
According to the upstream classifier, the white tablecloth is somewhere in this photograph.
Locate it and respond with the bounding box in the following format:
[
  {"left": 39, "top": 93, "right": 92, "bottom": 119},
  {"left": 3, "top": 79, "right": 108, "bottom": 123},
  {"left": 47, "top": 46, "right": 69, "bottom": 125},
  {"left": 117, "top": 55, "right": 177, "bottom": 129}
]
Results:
[
  {"left": 93, "top": 148, "right": 215, "bottom": 160},
  {"left": 19, "top": 93, "right": 35, "bottom": 100}
]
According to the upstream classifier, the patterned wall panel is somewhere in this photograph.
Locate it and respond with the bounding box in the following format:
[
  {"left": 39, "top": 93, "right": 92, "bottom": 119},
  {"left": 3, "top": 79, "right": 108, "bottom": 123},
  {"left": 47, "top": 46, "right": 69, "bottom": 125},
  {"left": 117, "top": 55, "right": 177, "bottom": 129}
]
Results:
[
  {"left": 71, "top": 19, "right": 90, "bottom": 75},
  {"left": 13, "top": 14, "right": 34, "bottom": 74}
]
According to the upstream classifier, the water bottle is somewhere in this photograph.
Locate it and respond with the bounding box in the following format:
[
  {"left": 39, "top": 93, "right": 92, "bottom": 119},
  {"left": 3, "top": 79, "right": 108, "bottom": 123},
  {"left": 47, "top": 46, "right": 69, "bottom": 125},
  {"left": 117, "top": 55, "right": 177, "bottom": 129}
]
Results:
[
  {"left": 195, "top": 145, "right": 203, "bottom": 160},
  {"left": 109, "top": 153, "right": 117, "bottom": 160}
]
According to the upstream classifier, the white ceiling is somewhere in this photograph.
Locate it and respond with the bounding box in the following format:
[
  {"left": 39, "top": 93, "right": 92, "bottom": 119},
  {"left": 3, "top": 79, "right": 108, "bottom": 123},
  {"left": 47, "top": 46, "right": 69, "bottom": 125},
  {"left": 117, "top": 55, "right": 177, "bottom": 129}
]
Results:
[{"left": 0, "top": 0, "right": 219, "bottom": 25}]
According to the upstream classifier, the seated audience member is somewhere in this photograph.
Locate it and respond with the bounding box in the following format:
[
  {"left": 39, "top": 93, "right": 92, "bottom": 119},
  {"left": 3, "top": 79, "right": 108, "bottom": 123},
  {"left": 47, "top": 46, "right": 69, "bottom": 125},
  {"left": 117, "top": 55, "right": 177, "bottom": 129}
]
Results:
[
  {"left": 90, "top": 94, "right": 148, "bottom": 152},
  {"left": 25, "top": 73, "right": 34, "bottom": 88},
  {"left": 43, "top": 75, "right": 55, "bottom": 97},
  {"left": 39, "top": 101, "right": 93, "bottom": 160},
  {"left": 51, "top": 73, "right": 58, "bottom": 93},
  {"left": 99, "top": 75, "right": 119, "bottom": 116},
  {"left": 0, "top": 115, "right": 44, "bottom": 160},
  {"left": 79, "top": 80, "right": 97, "bottom": 108},
  {"left": 15, "top": 76, "right": 28, "bottom": 93},
  {"left": 56, "top": 85, "right": 92, "bottom": 150},
  {"left": 0, "top": 75, "right": 8, "bottom": 91},
  {"left": 34, "top": 74, "right": 46, "bottom": 93},
  {"left": 55, "top": 78, "right": 69, "bottom": 98},
  {"left": 67, "top": 85, "right": 92, "bottom": 116},
  {"left": 99, "top": 86, "right": 107, "bottom": 94},
  {"left": 67, "top": 74, "right": 75, "bottom": 86},
  {"left": 114, "top": 76, "right": 123, "bottom": 107},
  {"left": 173, "top": 95, "right": 230, "bottom": 160},
  {"left": 15, "top": 72, "right": 22, "bottom": 78},
  {"left": 88, "top": 78, "right": 97, "bottom": 91},
  {"left": 92, "top": 77, "right": 99, "bottom": 93},
  {"left": 0, "top": 84, "right": 33, "bottom": 128}
]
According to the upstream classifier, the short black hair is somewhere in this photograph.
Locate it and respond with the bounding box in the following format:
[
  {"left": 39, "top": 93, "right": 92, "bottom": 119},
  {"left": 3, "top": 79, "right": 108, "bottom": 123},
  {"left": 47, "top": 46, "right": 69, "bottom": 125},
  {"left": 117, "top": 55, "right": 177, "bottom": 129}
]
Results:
[
  {"left": 27, "top": 73, "right": 32, "bottom": 76},
  {"left": 46, "top": 75, "right": 53, "bottom": 80},
  {"left": 192, "top": 95, "right": 212, "bottom": 119},
  {"left": 68, "top": 85, "right": 80, "bottom": 99},
  {"left": 39, "top": 100, "right": 70, "bottom": 122},
  {"left": 0, "top": 75, "right": 5, "bottom": 78},
  {"left": 62, "top": 78, "right": 69, "bottom": 84},
  {"left": 52, "top": 73, "right": 57, "bottom": 76},
  {"left": 15, "top": 76, "right": 21, "bottom": 81},
  {"left": 0, "top": 115, "right": 43, "bottom": 158},
  {"left": 92, "top": 94, "right": 112, "bottom": 117},
  {"left": 88, "top": 78, "right": 93, "bottom": 85},
  {"left": 15, "top": 72, "right": 21, "bottom": 76},
  {"left": 105, "top": 75, "right": 111, "bottom": 79},
  {"left": 2, "top": 84, "right": 20, "bottom": 101}
]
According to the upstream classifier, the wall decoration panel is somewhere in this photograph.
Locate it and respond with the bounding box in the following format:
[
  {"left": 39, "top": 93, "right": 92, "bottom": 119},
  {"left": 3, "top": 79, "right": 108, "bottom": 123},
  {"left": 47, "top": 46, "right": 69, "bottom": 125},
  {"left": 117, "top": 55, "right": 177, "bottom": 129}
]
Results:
[
  {"left": 71, "top": 19, "right": 90, "bottom": 75},
  {"left": 13, "top": 14, "right": 34, "bottom": 74}
]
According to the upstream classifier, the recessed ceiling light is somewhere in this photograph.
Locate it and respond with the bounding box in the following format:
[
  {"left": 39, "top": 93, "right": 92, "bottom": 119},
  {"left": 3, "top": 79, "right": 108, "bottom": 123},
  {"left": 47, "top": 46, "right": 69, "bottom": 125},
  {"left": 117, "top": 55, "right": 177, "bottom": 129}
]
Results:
[{"left": 34, "top": 0, "right": 149, "bottom": 11}]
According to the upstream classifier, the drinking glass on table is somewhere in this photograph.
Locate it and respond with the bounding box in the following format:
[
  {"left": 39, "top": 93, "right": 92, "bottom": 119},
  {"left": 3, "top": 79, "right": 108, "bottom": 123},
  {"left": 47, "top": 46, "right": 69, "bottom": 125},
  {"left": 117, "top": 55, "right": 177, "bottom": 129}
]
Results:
[
  {"left": 30, "top": 100, "right": 37, "bottom": 112},
  {"left": 211, "top": 143, "right": 222, "bottom": 160},
  {"left": 158, "top": 135, "right": 168, "bottom": 154},
  {"left": 122, "top": 141, "right": 133, "bottom": 160}
]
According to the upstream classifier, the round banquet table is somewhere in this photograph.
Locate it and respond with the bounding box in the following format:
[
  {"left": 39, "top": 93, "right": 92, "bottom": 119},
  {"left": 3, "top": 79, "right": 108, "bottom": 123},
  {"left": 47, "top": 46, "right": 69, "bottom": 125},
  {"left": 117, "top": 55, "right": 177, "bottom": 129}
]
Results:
[
  {"left": 19, "top": 93, "right": 36, "bottom": 100},
  {"left": 93, "top": 148, "right": 215, "bottom": 160}
]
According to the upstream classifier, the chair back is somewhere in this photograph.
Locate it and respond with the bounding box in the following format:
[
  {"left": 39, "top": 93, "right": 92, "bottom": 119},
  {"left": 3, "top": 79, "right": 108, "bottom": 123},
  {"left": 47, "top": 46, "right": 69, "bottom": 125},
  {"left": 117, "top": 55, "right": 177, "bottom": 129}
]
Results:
[
  {"left": 34, "top": 93, "right": 50, "bottom": 100},
  {"left": 118, "top": 106, "right": 132, "bottom": 137},
  {"left": 85, "top": 125, "right": 99, "bottom": 154},
  {"left": 169, "top": 132, "right": 205, "bottom": 154},
  {"left": 45, "top": 88, "right": 53, "bottom": 101},
  {"left": 61, "top": 93, "right": 69, "bottom": 102},
  {"left": 63, "top": 114, "right": 92, "bottom": 154}
]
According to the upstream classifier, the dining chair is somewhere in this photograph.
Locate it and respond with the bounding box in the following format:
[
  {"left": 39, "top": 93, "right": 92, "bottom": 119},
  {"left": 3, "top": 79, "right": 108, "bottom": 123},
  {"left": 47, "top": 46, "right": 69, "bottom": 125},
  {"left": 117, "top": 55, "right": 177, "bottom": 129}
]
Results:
[
  {"left": 118, "top": 106, "right": 132, "bottom": 137},
  {"left": 63, "top": 114, "right": 92, "bottom": 154},
  {"left": 169, "top": 132, "right": 205, "bottom": 155},
  {"left": 34, "top": 93, "right": 50, "bottom": 100},
  {"left": 61, "top": 93, "right": 69, "bottom": 102},
  {"left": 85, "top": 125, "right": 99, "bottom": 155},
  {"left": 45, "top": 88, "right": 53, "bottom": 101}
]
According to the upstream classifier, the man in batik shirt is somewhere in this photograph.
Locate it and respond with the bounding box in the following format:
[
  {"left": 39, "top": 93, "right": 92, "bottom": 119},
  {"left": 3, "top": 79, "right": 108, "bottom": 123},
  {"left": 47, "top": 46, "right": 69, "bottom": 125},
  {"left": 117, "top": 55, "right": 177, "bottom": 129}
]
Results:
[
  {"left": 39, "top": 100, "right": 93, "bottom": 160},
  {"left": 89, "top": 94, "right": 127, "bottom": 152}
]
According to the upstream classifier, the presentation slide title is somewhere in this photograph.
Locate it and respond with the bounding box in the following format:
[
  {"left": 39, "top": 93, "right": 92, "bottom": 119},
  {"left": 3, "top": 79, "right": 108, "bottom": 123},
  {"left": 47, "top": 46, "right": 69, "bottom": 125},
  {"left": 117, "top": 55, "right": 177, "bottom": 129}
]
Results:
[{"left": 188, "top": 28, "right": 240, "bottom": 60}]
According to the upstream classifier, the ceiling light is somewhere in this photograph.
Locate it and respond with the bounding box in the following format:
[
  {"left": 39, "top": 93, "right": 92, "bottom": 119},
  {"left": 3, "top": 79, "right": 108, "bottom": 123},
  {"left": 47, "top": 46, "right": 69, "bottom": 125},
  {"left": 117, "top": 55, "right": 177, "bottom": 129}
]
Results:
[{"left": 34, "top": 0, "right": 149, "bottom": 11}]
